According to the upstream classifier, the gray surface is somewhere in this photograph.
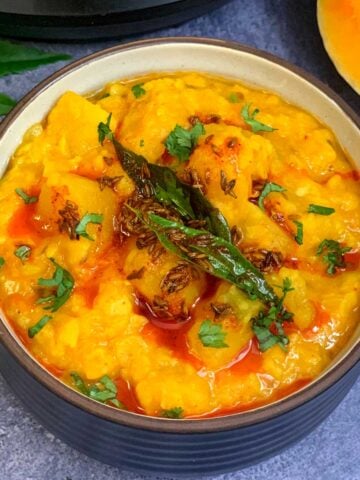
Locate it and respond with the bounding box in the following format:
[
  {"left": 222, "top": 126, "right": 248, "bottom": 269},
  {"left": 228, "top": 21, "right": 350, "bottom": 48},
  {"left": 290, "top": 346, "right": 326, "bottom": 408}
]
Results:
[{"left": 0, "top": 0, "right": 359, "bottom": 479}]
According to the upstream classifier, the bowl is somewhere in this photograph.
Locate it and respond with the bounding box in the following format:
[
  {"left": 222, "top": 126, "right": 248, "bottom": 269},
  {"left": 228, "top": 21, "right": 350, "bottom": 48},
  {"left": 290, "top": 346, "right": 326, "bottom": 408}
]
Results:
[{"left": 0, "top": 37, "right": 359, "bottom": 476}]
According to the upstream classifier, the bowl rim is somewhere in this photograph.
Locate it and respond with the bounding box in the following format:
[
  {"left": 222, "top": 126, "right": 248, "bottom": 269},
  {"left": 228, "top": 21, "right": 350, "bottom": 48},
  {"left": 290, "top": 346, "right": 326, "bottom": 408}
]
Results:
[{"left": 0, "top": 36, "right": 359, "bottom": 434}]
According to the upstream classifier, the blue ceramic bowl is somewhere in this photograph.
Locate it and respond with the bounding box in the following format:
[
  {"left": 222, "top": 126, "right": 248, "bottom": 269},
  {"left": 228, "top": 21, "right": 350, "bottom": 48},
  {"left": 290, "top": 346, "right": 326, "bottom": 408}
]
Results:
[{"left": 0, "top": 38, "right": 359, "bottom": 475}]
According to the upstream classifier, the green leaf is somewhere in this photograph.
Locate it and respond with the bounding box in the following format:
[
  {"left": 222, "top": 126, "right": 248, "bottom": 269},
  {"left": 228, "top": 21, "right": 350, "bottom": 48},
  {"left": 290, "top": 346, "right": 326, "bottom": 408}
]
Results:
[
  {"left": 0, "top": 257, "right": 5, "bottom": 268},
  {"left": 70, "top": 372, "right": 123, "bottom": 408},
  {"left": 316, "top": 239, "right": 351, "bottom": 275},
  {"left": 0, "top": 92, "right": 16, "bottom": 115},
  {"left": 164, "top": 122, "right": 205, "bottom": 162},
  {"left": 258, "top": 182, "right": 286, "bottom": 211},
  {"left": 161, "top": 407, "right": 184, "bottom": 419},
  {"left": 28, "top": 315, "right": 53, "bottom": 338},
  {"left": 293, "top": 220, "right": 303, "bottom": 245},
  {"left": 75, "top": 213, "right": 103, "bottom": 241},
  {"left": 198, "top": 319, "right": 228, "bottom": 348},
  {"left": 15, "top": 187, "right": 38, "bottom": 204},
  {"left": 131, "top": 83, "right": 146, "bottom": 98},
  {"left": 112, "top": 138, "right": 231, "bottom": 241},
  {"left": 241, "top": 103, "right": 276, "bottom": 133},
  {"left": 251, "top": 278, "right": 293, "bottom": 352},
  {"left": 0, "top": 40, "right": 71, "bottom": 77},
  {"left": 98, "top": 113, "right": 114, "bottom": 145},
  {"left": 307, "top": 204, "right": 335, "bottom": 216},
  {"left": 143, "top": 212, "right": 278, "bottom": 304},
  {"left": 14, "top": 245, "right": 31, "bottom": 262},
  {"left": 37, "top": 258, "right": 74, "bottom": 312},
  {"left": 228, "top": 92, "right": 241, "bottom": 103}
]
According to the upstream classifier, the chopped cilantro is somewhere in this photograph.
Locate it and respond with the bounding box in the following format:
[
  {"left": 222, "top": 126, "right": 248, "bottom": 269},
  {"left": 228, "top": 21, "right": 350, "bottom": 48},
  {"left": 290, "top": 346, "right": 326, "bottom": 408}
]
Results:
[
  {"left": 139, "top": 139, "right": 145, "bottom": 147},
  {"left": 14, "top": 245, "right": 31, "bottom": 262},
  {"left": 71, "top": 372, "right": 124, "bottom": 408},
  {"left": 37, "top": 258, "right": 74, "bottom": 312},
  {"left": 228, "top": 92, "right": 241, "bottom": 103},
  {"left": 164, "top": 122, "right": 205, "bottom": 163},
  {"left": 258, "top": 182, "right": 286, "bottom": 210},
  {"left": 308, "top": 204, "right": 335, "bottom": 216},
  {"left": 316, "top": 239, "right": 351, "bottom": 275},
  {"left": 131, "top": 83, "right": 146, "bottom": 99},
  {"left": 28, "top": 315, "right": 53, "bottom": 338},
  {"left": 15, "top": 188, "right": 38, "bottom": 204},
  {"left": 161, "top": 407, "right": 184, "bottom": 419},
  {"left": 198, "top": 319, "right": 228, "bottom": 348},
  {"left": 75, "top": 213, "right": 103, "bottom": 241},
  {"left": 0, "top": 257, "right": 4, "bottom": 267},
  {"left": 98, "top": 113, "right": 114, "bottom": 145},
  {"left": 251, "top": 278, "right": 294, "bottom": 352},
  {"left": 241, "top": 103, "right": 276, "bottom": 133},
  {"left": 293, "top": 220, "right": 303, "bottom": 245}
]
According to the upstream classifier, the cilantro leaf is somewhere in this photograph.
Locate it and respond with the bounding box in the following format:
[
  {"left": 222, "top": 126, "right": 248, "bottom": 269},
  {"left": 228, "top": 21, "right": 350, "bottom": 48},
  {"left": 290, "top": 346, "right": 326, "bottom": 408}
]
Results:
[
  {"left": 164, "top": 122, "right": 205, "bottom": 162},
  {"left": 251, "top": 277, "right": 294, "bottom": 352},
  {"left": 228, "top": 92, "right": 241, "bottom": 103},
  {"left": 241, "top": 104, "right": 276, "bottom": 133},
  {"left": 14, "top": 245, "right": 31, "bottom": 263},
  {"left": 75, "top": 213, "right": 103, "bottom": 241},
  {"left": 0, "top": 257, "right": 5, "bottom": 268},
  {"left": 316, "top": 239, "right": 351, "bottom": 275},
  {"left": 37, "top": 258, "right": 74, "bottom": 312},
  {"left": 198, "top": 319, "right": 228, "bottom": 348},
  {"left": 293, "top": 220, "right": 303, "bottom": 245},
  {"left": 28, "top": 315, "right": 53, "bottom": 338},
  {"left": 15, "top": 187, "right": 38, "bottom": 204},
  {"left": 0, "top": 40, "right": 71, "bottom": 77},
  {"left": 161, "top": 407, "right": 184, "bottom": 419},
  {"left": 98, "top": 113, "right": 114, "bottom": 145},
  {"left": 258, "top": 182, "right": 286, "bottom": 210},
  {"left": 70, "top": 372, "right": 124, "bottom": 408},
  {"left": 131, "top": 83, "right": 146, "bottom": 98},
  {"left": 308, "top": 204, "right": 335, "bottom": 216},
  {"left": 0, "top": 92, "right": 16, "bottom": 115}
]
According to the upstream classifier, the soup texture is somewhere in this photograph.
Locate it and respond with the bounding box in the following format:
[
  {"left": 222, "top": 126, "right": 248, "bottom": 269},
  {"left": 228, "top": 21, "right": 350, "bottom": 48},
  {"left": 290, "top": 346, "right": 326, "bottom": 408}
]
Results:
[{"left": 0, "top": 72, "right": 359, "bottom": 418}]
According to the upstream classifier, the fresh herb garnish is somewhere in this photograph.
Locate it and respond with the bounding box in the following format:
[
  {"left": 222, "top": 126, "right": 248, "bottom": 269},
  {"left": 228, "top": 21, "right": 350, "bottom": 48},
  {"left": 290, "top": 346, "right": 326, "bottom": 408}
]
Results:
[
  {"left": 258, "top": 182, "right": 286, "bottom": 211},
  {"left": 0, "top": 40, "right": 71, "bottom": 77},
  {"left": 164, "top": 122, "right": 205, "bottom": 162},
  {"left": 0, "top": 92, "right": 16, "bottom": 115},
  {"left": 0, "top": 257, "right": 5, "bottom": 268},
  {"left": 131, "top": 210, "right": 278, "bottom": 304},
  {"left": 70, "top": 372, "right": 123, "bottom": 408},
  {"left": 131, "top": 83, "right": 146, "bottom": 98},
  {"left": 28, "top": 315, "right": 53, "bottom": 338},
  {"left": 198, "top": 319, "right": 228, "bottom": 348},
  {"left": 251, "top": 278, "right": 294, "bottom": 351},
  {"left": 308, "top": 204, "right": 335, "bottom": 216},
  {"left": 15, "top": 187, "right": 38, "bottom": 204},
  {"left": 14, "top": 245, "right": 31, "bottom": 262},
  {"left": 110, "top": 136, "right": 231, "bottom": 241},
  {"left": 293, "top": 220, "right": 303, "bottom": 245},
  {"left": 241, "top": 104, "right": 276, "bottom": 133},
  {"left": 37, "top": 258, "right": 74, "bottom": 312},
  {"left": 228, "top": 92, "right": 241, "bottom": 103},
  {"left": 316, "top": 239, "right": 351, "bottom": 275},
  {"left": 161, "top": 407, "right": 184, "bottom": 419},
  {"left": 75, "top": 213, "right": 103, "bottom": 241},
  {"left": 139, "top": 139, "right": 145, "bottom": 147},
  {"left": 98, "top": 113, "right": 114, "bottom": 145}
]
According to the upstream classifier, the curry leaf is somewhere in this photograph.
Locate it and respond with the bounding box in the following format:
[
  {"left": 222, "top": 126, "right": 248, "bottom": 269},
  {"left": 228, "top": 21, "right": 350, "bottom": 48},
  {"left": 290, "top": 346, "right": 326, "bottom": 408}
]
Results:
[
  {"left": 198, "top": 319, "right": 228, "bottom": 348},
  {"left": 112, "top": 138, "right": 231, "bottom": 241},
  {"left": 0, "top": 93, "right": 16, "bottom": 115},
  {"left": 241, "top": 103, "right": 276, "bottom": 133},
  {"left": 0, "top": 40, "right": 71, "bottom": 77}
]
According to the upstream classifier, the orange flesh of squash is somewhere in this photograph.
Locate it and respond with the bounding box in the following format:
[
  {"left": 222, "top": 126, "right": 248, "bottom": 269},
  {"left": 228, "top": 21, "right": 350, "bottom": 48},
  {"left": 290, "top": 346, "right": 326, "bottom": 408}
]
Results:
[{"left": 318, "top": 0, "right": 360, "bottom": 93}]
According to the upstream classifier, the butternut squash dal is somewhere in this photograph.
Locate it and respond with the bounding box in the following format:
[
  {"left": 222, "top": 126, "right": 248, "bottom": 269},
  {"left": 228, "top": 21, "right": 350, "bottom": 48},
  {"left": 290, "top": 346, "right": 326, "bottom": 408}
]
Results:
[{"left": 0, "top": 72, "right": 359, "bottom": 418}]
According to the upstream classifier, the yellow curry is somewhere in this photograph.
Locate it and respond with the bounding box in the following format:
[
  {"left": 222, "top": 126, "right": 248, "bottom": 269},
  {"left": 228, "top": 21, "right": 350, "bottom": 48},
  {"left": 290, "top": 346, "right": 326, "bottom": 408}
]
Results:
[{"left": 0, "top": 72, "right": 359, "bottom": 418}]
